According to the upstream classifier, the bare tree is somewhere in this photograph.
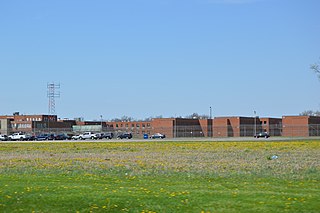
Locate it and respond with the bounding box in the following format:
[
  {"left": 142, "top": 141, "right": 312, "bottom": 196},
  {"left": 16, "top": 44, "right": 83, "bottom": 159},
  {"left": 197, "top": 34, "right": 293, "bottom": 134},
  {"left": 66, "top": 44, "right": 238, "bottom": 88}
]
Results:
[
  {"left": 185, "top": 113, "right": 209, "bottom": 119},
  {"left": 300, "top": 110, "right": 320, "bottom": 116},
  {"left": 111, "top": 115, "right": 135, "bottom": 122},
  {"left": 310, "top": 59, "right": 320, "bottom": 79}
]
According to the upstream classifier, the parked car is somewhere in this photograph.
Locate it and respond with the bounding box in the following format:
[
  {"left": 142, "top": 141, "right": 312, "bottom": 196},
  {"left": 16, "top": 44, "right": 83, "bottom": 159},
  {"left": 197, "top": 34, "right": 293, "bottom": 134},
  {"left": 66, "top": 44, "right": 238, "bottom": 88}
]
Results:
[
  {"left": 104, "top": 132, "right": 114, "bottom": 139},
  {"left": 54, "top": 134, "right": 70, "bottom": 140},
  {"left": 36, "top": 134, "right": 55, "bottom": 141},
  {"left": 0, "top": 134, "right": 8, "bottom": 141},
  {"left": 25, "top": 134, "right": 36, "bottom": 141},
  {"left": 151, "top": 133, "right": 166, "bottom": 139},
  {"left": 95, "top": 133, "right": 104, "bottom": 139},
  {"left": 117, "top": 133, "right": 132, "bottom": 139},
  {"left": 79, "top": 132, "right": 99, "bottom": 140},
  {"left": 71, "top": 135, "right": 81, "bottom": 140},
  {"left": 254, "top": 132, "right": 270, "bottom": 138},
  {"left": 8, "top": 132, "right": 27, "bottom": 141}
]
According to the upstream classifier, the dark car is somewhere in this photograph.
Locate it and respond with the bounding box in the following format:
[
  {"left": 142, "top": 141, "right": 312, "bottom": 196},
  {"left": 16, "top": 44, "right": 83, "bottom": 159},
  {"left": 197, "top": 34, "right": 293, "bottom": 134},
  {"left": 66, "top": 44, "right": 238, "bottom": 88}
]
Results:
[
  {"left": 54, "top": 134, "right": 70, "bottom": 140},
  {"left": 25, "top": 135, "right": 36, "bottom": 141},
  {"left": 150, "top": 133, "right": 166, "bottom": 139},
  {"left": 104, "top": 132, "right": 114, "bottom": 139},
  {"left": 117, "top": 133, "right": 132, "bottom": 139},
  {"left": 254, "top": 132, "right": 270, "bottom": 138},
  {"left": 36, "top": 134, "right": 55, "bottom": 141}
]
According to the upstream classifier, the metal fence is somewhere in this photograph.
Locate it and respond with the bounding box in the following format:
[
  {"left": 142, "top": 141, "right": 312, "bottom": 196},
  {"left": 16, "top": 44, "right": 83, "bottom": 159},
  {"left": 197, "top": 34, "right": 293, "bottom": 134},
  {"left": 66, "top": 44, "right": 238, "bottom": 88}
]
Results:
[{"left": 19, "top": 124, "right": 320, "bottom": 139}]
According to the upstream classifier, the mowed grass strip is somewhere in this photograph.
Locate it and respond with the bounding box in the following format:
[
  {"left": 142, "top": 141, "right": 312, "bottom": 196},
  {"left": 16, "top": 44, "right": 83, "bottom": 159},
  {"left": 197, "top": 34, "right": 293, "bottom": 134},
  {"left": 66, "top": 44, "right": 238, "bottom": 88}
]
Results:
[{"left": 0, "top": 141, "right": 319, "bottom": 212}]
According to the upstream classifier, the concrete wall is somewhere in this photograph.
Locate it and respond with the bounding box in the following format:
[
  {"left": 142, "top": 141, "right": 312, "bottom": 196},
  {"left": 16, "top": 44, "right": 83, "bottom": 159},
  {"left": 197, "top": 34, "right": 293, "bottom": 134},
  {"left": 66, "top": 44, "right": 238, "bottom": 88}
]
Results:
[{"left": 0, "top": 119, "right": 11, "bottom": 135}]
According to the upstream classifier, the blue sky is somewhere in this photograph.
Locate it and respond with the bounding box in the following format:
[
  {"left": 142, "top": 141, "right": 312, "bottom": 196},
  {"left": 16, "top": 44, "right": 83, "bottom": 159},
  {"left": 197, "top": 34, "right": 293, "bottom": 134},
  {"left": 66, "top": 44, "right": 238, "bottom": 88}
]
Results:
[{"left": 1, "top": 0, "right": 319, "bottom": 120}]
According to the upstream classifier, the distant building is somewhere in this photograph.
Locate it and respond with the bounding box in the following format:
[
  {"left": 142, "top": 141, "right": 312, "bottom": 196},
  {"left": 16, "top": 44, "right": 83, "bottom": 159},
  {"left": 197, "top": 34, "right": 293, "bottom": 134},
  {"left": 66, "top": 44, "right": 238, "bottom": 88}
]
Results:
[
  {"left": 213, "top": 116, "right": 282, "bottom": 137},
  {"left": 282, "top": 115, "right": 320, "bottom": 137},
  {"left": 1, "top": 112, "right": 320, "bottom": 138},
  {"left": 150, "top": 118, "right": 210, "bottom": 138},
  {"left": 0, "top": 113, "right": 75, "bottom": 135}
]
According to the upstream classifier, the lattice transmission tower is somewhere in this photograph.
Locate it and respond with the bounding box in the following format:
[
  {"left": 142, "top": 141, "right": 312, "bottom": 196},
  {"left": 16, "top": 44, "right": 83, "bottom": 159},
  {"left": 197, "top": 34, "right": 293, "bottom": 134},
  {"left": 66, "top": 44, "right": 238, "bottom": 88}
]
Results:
[{"left": 47, "top": 82, "right": 60, "bottom": 114}]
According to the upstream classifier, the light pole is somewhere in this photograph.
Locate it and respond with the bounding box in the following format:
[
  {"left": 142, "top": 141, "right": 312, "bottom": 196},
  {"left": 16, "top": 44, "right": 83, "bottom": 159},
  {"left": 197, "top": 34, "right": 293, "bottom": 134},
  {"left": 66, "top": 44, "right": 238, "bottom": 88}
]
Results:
[
  {"left": 254, "top": 110, "right": 256, "bottom": 136},
  {"left": 100, "top": 115, "right": 103, "bottom": 132},
  {"left": 209, "top": 106, "right": 213, "bottom": 137}
]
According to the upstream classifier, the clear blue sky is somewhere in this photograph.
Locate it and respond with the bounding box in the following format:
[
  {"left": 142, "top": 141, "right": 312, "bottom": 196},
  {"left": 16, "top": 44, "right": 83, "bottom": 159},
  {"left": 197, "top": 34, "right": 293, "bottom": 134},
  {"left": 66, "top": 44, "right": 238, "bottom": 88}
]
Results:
[{"left": 1, "top": 0, "right": 319, "bottom": 121}]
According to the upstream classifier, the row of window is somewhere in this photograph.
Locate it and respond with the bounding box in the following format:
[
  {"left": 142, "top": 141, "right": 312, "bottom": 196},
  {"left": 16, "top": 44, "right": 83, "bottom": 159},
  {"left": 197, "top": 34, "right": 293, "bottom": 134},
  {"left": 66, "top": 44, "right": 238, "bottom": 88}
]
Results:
[
  {"left": 17, "top": 117, "right": 42, "bottom": 122},
  {"left": 11, "top": 123, "right": 32, "bottom": 129},
  {"left": 114, "top": 123, "right": 151, "bottom": 128},
  {"left": 16, "top": 117, "right": 56, "bottom": 122}
]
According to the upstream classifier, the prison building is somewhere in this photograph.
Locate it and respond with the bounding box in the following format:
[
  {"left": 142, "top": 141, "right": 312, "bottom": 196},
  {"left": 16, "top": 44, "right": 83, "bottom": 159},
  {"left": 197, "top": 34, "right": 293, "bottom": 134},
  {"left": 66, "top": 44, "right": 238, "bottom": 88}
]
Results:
[{"left": 282, "top": 115, "right": 320, "bottom": 137}]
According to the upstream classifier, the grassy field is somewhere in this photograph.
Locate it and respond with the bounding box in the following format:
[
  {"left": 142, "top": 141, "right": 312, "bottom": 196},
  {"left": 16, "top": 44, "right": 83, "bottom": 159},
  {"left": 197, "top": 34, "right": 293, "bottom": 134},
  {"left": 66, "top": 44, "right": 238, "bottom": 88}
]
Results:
[{"left": 0, "top": 140, "right": 319, "bottom": 212}]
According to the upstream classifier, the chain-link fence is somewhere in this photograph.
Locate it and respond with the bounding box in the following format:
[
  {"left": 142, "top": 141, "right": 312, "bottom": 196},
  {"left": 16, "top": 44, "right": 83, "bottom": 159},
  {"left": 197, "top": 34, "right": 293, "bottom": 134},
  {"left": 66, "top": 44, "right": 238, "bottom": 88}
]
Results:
[{"left": 19, "top": 124, "right": 320, "bottom": 139}]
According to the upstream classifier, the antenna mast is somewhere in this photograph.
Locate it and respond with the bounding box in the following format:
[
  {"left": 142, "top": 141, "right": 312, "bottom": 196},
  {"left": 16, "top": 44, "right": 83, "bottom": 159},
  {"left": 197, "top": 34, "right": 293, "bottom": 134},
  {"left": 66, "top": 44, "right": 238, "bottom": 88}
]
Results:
[{"left": 47, "top": 82, "right": 60, "bottom": 114}]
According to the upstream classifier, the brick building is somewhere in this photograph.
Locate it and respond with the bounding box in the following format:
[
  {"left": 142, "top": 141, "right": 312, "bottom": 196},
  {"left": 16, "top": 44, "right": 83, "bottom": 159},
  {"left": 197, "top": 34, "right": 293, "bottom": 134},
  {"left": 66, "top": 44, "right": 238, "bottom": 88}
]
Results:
[
  {"left": 213, "top": 117, "right": 257, "bottom": 137},
  {"left": 282, "top": 115, "right": 320, "bottom": 137},
  {"left": 104, "top": 121, "right": 153, "bottom": 137},
  {"left": 213, "top": 116, "right": 282, "bottom": 137},
  {"left": 259, "top": 117, "right": 282, "bottom": 136},
  {"left": 2, "top": 112, "right": 320, "bottom": 138},
  {"left": 0, "top": 113, "right": 75, "bottom": 135},
  {"left": 103, "top": 118, "right": 212, "bottom": 138}
]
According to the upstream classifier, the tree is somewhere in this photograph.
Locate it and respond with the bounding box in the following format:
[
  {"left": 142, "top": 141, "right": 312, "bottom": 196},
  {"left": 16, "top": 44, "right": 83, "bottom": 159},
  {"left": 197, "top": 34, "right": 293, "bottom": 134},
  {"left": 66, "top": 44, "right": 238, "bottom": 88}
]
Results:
[
  {"left": 310, "top": 59, "right": 320, "bottom": 80},
  {"left": 300, "top": 110, "right": 320, "bottom": 116},
  {"left": 111, "top": 115, "right": 134, "bottom": 122},
  {"left": 185, "top": 113, "right": 209, "bottom": 119}
]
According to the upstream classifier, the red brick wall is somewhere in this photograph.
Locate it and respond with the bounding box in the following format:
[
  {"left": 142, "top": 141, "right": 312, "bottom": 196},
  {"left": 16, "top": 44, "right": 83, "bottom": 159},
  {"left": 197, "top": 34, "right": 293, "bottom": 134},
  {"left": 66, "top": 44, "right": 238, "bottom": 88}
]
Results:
[
  {"left": 213, "top": 117, "right": 229, "bottom": 137},
  {"left": 282, "top": 116, "right": 309, "bottom": 137},
  {"left": 151, "top": 118, "right": 174, "bottom": 138},
  {"left": 199, "top": 119, "right": 213, "bottom": 137}
]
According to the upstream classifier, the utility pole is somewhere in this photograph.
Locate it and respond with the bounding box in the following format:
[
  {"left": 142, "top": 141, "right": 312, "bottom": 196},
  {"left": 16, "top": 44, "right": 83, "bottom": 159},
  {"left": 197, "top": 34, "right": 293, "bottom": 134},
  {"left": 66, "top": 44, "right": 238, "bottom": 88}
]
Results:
[
  {"left": 254, "top": 110, "right": 257, "bottom": 136},
  {"left": 209, "top": 106, "right": 213, "bottom": 137},
  {"left": 100, "top": 115, "right": 103, "bottom": 132}
]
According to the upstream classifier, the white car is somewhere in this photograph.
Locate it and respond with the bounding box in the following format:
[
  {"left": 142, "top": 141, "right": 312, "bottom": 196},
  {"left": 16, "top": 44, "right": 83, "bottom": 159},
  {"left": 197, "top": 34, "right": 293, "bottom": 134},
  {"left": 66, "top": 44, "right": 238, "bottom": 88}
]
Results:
[
  {"left": 79, "top": 132, "right": 98, "bottom": 140},
  {"left": 71, "top": 135, "right": 81, "bottom": 140},
  {"left": 8, "top": 133, "right": 27, "bottom": 141}
]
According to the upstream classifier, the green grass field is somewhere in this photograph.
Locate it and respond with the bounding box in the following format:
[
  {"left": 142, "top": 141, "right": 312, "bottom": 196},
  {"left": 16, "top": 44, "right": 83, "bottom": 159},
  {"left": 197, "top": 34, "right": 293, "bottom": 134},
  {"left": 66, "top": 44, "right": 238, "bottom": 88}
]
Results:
[{"left": 0, "top": 140, "right": 319, "bottom": 212}]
